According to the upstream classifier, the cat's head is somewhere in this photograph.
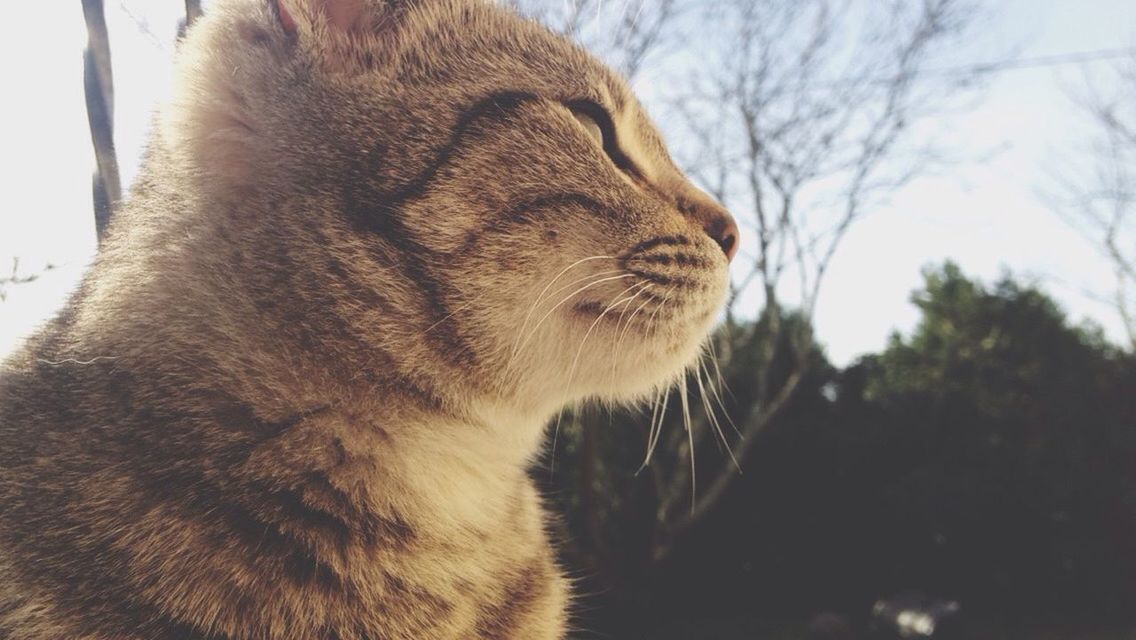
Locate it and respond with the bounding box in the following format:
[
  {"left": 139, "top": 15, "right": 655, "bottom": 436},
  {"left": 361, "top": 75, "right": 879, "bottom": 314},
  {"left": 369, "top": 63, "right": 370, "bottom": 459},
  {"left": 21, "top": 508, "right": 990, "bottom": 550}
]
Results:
[{"left": 160, "top": 0, "right": 737, "bottom": 415}]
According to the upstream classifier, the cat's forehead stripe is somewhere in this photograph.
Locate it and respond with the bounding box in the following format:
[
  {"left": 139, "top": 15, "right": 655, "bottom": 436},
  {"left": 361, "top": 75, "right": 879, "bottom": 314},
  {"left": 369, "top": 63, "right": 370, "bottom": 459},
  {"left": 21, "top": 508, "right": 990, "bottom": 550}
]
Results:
[{"left": 362, "top": 91, "right": 544, "bottom": 208}]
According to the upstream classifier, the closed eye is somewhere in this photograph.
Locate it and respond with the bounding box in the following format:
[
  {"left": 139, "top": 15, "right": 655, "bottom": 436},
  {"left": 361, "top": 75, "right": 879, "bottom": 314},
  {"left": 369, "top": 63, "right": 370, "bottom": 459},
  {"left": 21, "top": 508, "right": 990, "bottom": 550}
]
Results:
[
  {"left": 565, "top": 99, "right": 643, "bottom": 180},
  {"left": 570, "top": 109, "right": 604, "bottom": 148}
]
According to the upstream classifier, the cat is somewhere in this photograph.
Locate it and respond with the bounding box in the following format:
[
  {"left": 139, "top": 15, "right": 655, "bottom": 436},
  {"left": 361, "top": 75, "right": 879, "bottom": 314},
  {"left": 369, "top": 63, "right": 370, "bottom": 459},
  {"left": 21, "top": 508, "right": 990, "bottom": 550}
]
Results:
[{"left": 0, "top": 0, "right": 738, "bottom": 638}]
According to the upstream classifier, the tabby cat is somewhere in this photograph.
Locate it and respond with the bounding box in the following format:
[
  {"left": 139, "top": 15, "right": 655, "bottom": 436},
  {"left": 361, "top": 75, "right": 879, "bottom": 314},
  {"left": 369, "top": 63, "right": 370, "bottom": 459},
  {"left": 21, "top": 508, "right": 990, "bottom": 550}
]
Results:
[{"left": 0, "top": 0, "right": 737, "bottom": 637}]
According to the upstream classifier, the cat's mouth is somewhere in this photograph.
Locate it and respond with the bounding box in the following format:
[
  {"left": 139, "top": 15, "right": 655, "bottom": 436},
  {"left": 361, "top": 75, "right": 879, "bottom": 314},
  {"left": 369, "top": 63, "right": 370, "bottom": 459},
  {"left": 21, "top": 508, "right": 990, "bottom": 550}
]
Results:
[
  {"left": 570, "top": 259, "right": 725, "bottom": 330},
  {"left": 570, "top": 297, "right": 663, "bottom": 324},
  {"left": 571, "top": 289, "right": 717, "bottom": 325},
  {"left": 613, "top": 240, "right": 729, "bottom": 322},
  {"left": 557, "top": 235, "right": 730, "bottom": 335},
  {"left": 555, "top": 263, "right": 725, "bottom": 399}
]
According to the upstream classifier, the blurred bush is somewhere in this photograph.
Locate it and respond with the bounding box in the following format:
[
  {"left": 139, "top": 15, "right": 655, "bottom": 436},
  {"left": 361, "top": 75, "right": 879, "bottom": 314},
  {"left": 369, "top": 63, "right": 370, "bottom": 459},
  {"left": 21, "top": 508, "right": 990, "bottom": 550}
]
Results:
[{"left": 547, "top": 262, "right": 1136, "bottom": 638}]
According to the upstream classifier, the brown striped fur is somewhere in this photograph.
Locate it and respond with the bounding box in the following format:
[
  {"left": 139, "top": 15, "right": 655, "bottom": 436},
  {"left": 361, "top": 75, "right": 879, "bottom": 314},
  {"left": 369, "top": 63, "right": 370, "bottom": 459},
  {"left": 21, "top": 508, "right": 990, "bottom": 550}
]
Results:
[{"left": 0, "top": 0, "right": 737, "bottom": 637}]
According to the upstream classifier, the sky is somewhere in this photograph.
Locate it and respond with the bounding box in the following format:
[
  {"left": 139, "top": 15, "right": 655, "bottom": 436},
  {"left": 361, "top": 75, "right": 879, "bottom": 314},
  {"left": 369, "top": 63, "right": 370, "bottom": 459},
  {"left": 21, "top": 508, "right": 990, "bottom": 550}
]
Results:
[{"left": 1, "top": 0, "right": 1134, "bottom": 364}]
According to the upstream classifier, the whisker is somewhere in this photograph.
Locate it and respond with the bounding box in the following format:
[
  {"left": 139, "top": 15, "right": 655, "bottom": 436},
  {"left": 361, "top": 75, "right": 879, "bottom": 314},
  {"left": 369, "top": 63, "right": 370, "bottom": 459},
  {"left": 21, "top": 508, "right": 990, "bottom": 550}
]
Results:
[
  {"left": 700, "top": 356, "right": 741, "bottom": 437},
  {"left": 537, "top": 268, "right": 626, "bottom": 309},
  {"left": 511, "top": 256, "right": 617, "bottom": 358},
  {"left": 548, "top": 407, "right": 567, "bottom": 475},
  {"left": 706, "top": 335, "right": 736, "bottom": 402},
  {"left": 696, "top": 359, "right": 724, "bottom": 454},
  {"left": 642, "top": 285, "right": 676, "bottom": 337},
  {"left": 640, "top": 388, "right": 662, "bottom": 464},
  {"left": 696, "top": 355, "right": 740, "bottom": 472},
  {"left": 609, "top": 284, "right": 656, "bottom": 387},
  {"left": 505, "top": 268, "right": 622, "bottom": 379},
  {"left": 638, "top": 384, "right": 671, "bottom": 473},
  {"left": 679, "top": 372, "right": 696, "bottom": 515},
  {"left": 601, "top": 281, "right": 652, "bottom": 385},
  {"left": 549, "top": 281, "right": 645, "bottom": 472},
  {"left": 420, "top": 300, "right": 477, "bottom": 337},
  {"left": 505, "top": 272, "right": 635, "bottom": 380},
  {"left": 513, "top": 273, "right": 635, "bottom": 361},
  {"left": 560, "top": 281, "right": 645, "bottom": 395},
  {"left": 636, "top": 285, "right": 680, "bottom": 472}
]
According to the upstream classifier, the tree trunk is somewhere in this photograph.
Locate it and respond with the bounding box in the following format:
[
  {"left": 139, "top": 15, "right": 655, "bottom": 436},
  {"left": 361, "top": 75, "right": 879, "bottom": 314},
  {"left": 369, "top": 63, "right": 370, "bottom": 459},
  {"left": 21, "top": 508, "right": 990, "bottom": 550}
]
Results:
[{"left": 81, "top": 0, "right": 120, "bottom": 243}]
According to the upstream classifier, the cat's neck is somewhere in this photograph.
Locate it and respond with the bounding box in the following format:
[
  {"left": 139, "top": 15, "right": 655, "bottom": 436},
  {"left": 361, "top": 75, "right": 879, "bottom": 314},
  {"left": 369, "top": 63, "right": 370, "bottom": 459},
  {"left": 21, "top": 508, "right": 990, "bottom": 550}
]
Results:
[
  {"left": 240, "top": 397, "right": 546, "bottom": 544},
  {"left": 51, "top": 178, "right": 556, "bottom": 534},
  {"left": 30, "top": 309, "right": 549, "bottom": 550}
]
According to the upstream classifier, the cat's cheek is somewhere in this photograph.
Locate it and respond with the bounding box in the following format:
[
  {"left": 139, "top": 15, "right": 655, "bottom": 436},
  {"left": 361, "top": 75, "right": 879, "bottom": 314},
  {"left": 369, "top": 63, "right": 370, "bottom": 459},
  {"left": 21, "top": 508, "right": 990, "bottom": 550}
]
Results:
[
  {"left": 625, "top": 287, "right": 730, "bottom": 397},
  {"left": 581, "top": 329, "right": 699, "bottom": 402}
]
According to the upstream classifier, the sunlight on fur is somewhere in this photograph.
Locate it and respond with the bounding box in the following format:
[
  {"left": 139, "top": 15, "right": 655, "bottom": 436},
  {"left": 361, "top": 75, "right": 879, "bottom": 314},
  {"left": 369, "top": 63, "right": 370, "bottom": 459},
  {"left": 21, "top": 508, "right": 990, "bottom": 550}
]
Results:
[{"left": 0, "top": 0, "right": 737, "bottom": 638}]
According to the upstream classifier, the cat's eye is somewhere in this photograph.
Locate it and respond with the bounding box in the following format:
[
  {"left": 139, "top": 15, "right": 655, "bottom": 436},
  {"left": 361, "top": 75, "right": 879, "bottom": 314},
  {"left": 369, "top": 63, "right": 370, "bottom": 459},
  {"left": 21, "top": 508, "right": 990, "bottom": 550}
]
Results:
[
  {"left": 571, "top": 110, "right": 605, "bottom": 147},
  {"left": 567, "top": 101, "right": 615, "bottom": 152},
  {"left": 565, "top": 100, "right": 643, "bottom": 180}
]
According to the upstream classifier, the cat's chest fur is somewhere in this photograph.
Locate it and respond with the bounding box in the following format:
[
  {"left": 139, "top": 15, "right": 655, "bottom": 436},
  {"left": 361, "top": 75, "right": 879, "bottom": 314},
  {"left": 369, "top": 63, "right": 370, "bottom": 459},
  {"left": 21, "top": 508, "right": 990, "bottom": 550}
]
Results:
[
  {"left": 149, "top": 410, "right": 568, "bottom": 640},
  {"left": 0, "top": 366, "right": 567, "bottom": 639}
]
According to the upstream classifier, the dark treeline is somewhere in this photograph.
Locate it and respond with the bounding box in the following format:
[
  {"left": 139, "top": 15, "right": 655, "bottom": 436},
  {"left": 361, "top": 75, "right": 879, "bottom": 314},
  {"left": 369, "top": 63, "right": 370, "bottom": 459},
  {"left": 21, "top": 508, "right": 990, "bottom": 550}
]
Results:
[{"left": 544, "top": 262, "right": 1136, "bottom": 639}]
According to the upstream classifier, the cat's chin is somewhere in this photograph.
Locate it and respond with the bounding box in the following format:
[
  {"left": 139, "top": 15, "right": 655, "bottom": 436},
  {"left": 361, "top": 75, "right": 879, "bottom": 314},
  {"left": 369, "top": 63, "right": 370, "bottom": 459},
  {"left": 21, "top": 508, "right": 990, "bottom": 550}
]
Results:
[
  {"left": 583, "top": 318, "right": 721, "bottom": 405},
  {"left": 554, "top": 286, "right": 726, "bottom": 403}
]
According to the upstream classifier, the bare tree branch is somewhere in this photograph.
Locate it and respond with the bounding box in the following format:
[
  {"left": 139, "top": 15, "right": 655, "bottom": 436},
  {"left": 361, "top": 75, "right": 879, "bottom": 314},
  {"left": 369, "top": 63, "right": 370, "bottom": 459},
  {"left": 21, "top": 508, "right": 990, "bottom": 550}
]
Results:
[
  {"left": 0, "top": 259, "right": 56, "bottom": 303},
  {"left": 1052, "top": 52, "right": 1136, "bottom": 347},
  {"left": 515, "top": 0, "right": 985, "bottom": 577},
  {"left": 649, "top": 0, "right": 983, "bottom": 561},
  {"left": 507, "top": 0, "right": 681, "bottom": 80}
]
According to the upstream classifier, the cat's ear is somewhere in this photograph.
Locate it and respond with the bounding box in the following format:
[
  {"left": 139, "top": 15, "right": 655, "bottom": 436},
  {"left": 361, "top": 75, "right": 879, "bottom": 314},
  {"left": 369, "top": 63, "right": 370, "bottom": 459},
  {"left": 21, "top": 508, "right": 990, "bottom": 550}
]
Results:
[
  {"left": 274, "top": 0, "right": 371, "bottom": 36},
  {"left": 272, "top": 0, "right": 412, "bottom": 71}
]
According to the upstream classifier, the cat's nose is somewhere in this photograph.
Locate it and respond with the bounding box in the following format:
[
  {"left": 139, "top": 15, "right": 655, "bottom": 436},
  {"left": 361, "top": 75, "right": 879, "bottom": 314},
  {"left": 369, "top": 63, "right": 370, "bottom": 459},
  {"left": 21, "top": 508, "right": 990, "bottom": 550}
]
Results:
[
  {"left": 677, "top": 194, "right": 740, "bottom": 262},
  {"left": 706, "top": 215, "right": 739, "bottom": 262}
]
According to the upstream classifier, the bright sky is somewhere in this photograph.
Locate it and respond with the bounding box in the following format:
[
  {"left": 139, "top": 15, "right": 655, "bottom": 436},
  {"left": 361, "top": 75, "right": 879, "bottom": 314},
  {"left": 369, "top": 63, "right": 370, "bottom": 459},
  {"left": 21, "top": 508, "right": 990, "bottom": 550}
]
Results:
[{"left": 1, "top": 1, "right": 1134, "bottom": 364}]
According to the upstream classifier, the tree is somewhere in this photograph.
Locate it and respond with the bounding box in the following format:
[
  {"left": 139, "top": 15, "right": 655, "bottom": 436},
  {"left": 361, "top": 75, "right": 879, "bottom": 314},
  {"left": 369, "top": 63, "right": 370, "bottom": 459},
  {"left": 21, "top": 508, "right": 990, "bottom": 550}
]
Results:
[
  {"left": 0, "top": 259, "right": 55, "bottom": 303},
  {"left": 82, "top": 0, "right": 204, "bottom": 242},
  {"left": 82, "top": 0, "right": 120, "bottom": 243},
  {"left": 544, "top": 0, "right": 983, "bottom": 569},
  {"left": 506, "top": 1, "right": 990, "bottom": 630},
  {"left": 642, "top": 264, "right": 1136, "bottom": 635},
  {"left": 668, "top": 0, "right": 981, "bottom": 517},
  {"left": 860, "top": 262, "right": 1136, "bottom": 618},
  {"left": 507, "top": 0, "right": 680, "bottom": 80},
  {"left": 1054, "top": 51, "right": 1136, "bottom": 348}
]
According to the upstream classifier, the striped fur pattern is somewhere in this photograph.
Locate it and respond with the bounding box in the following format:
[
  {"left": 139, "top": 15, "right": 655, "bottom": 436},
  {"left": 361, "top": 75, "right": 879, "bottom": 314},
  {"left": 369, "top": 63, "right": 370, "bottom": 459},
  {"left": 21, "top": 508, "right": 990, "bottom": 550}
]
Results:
[{"left": 0, "top": 0, "right": 737, "bottom": 638}]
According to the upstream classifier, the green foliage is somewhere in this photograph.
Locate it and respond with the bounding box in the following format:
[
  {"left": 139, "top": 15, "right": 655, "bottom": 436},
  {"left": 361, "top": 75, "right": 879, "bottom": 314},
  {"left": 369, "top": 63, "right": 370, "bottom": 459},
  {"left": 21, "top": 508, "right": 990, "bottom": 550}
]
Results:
[
  {"left": 857, "top": 262, "right": 1136, "bottom": 616},
  {"left": 553, "top": 262, "right": 1136, "bottom": 638},
  {"left": 868, "top": 261, "right": 1117, "bottom": 407}
]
